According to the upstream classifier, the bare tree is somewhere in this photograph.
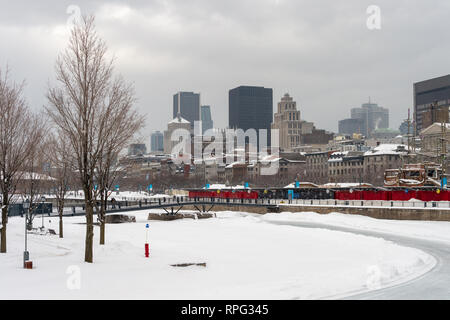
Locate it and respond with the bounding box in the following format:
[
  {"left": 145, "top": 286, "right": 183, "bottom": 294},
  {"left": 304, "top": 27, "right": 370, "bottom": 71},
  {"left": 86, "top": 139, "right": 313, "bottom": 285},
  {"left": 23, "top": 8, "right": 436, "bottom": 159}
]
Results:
[
  {"left": 46, "top": 16, "right": 143, "bottom": 262},
  {"left": 48, "top": 132, "right": 76, "bottom": 238},
  {"left": 95, "top": 98, "right": 144, "bottom": 245},
  {"left": 20, "top": 132, "right": 50, "bottom": 230},
  {"left": 0, "top": 67, "right": 45, "bottom": 253}
]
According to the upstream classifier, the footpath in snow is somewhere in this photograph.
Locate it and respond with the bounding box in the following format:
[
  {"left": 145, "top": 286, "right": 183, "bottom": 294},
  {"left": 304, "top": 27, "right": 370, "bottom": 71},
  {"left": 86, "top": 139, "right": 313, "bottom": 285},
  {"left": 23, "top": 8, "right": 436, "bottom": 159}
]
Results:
[{"left": 0, "top": 210, "right": 436, "bottom": 299}]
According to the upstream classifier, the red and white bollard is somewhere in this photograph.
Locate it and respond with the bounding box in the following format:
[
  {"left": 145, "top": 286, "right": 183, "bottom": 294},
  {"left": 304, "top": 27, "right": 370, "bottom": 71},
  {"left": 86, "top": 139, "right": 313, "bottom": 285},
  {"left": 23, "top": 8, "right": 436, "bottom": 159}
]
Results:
[{"left": 145, "top": 224, "right": 150, "bottom": 258}]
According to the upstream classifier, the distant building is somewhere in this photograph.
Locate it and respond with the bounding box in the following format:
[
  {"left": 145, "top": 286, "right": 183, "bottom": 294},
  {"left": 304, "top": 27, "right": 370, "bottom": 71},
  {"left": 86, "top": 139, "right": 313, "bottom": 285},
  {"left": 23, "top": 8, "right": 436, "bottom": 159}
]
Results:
[
  {"left": 351, "top": 102, "right": 389, "bottom": 137},
  {"left": 271, "top": 93, "right": 302, "bottom": 151},
  {"left": 303, "top": 151, "right": 335, "bottom": 184},
  {"left": 338, "top": 118, "right": 365, "bottom": 136},
  {"left": 128, "top": 143, "right": 147, "bottom": 156},
  {"left": 163, "top": 113, "right": 192, "bottom": 155},
  {"left": 399, "top": 120, "right": 410, "bottom": 135},
  {"left": 420, "top": 101, "right": 449, "bottom": 132},
  {"left": 270, "top": 93, "right": 333, "bottom": 152},
  {"left": 363, "top": 144, "right": 408, "bottom": 186},
  {"left": 338, "top": 101, "right": 389, "bottom": 137},
  {"left": 328, "top": 151, "right": 364, "bottom": 183},
  {"left": 299, "top": 144, "right": 412, "bottom": 186},
  {"left": 365, "top": 135, "right": 407, "bottom": 148},
  {"left": 371, "top": 128, "right": 401, "bottom": 140},
  {"left": 150, "top": 131, "right": 164, "bottom": 152},
  {"left": 327, "top": 135, "right": 366, "bottom": 152},
  {"left": 173, "top": 91, "right": 200, "bottom": 130},
  {"left": 300, "top": 128, "right": 334, "bottom": 146},
  {"left": 414, "top": 75, "right": 450, "bottom": 133},
  {"left": 419, "top": 122, "right": 450, "bottom": 154},
  {"left": 200, "top": 105, "right": 213, "bottom": 134},
  {"left": 229, "top": 86, "right": 273, "bottom": 149}
]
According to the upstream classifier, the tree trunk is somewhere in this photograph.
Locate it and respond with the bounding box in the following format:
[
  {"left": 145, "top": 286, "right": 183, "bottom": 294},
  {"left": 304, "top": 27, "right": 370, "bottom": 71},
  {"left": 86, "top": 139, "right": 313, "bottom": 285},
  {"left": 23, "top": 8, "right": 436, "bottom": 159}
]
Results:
[
  {"left": 99, "top": 215, "right": 105, "bottom": 245},
  {"left": 1, "top": 194, "right": 8, "bottom": 253},
  {"left": 84, "top": 200, "right": 94, "bottom": 263},
  {"left": 99, "top": 190, "right": 106, "bottom": 245},
  {"left": 58, "top": 200, "right": 64, "bottom": 238},
  {"left": 59, "top": 214, "right": 63, "bottom": 238},
  {"left": 1, "top": 206, "right": 7, "bottom": 253}
]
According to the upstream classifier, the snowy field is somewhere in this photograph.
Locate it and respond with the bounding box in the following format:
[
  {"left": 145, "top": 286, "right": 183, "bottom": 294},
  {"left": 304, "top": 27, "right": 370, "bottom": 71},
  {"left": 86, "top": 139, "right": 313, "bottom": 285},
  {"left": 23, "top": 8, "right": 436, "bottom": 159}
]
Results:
[
  {"left": 262, "top": 211, "right": 450, "bottom": 244},
  {"left": 0, "top": 210, "right": 438, "bottom": 300}
]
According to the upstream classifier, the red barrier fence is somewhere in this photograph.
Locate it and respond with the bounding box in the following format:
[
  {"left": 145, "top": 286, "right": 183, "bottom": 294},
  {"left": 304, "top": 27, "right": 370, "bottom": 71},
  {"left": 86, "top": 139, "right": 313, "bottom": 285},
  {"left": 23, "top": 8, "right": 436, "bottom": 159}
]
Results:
[
  {"left": 190, "top": 189, "right": 450, "bottom": 202},
  {"left": 189, "top": 190, "right": 259, "bottom": 199},
  {"left": 335, "top": 190, "right": 450, "bottom": 202}
]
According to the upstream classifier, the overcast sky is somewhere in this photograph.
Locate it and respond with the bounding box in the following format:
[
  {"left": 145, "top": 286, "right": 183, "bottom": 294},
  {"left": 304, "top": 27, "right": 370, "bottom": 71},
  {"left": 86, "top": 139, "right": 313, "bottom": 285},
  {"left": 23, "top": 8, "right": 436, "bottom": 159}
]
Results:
[{"left": 1, "top": 0, "right": 449, "bottom": 143}]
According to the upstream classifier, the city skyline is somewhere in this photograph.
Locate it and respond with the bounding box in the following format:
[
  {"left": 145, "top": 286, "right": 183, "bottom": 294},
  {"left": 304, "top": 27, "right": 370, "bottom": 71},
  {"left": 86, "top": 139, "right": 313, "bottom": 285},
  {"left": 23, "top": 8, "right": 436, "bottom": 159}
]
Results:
[
  {"left": 2, "top": 2, "right": 450, "bottom": 303},
  {"left": 2, "top": 1, "right": 450, "bottom": 139}
]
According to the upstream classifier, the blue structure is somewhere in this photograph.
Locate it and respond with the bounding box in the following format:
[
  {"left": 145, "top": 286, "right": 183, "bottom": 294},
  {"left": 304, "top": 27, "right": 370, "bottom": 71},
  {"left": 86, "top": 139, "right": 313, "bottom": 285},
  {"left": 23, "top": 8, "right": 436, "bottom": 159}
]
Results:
[{"left": 151, "top": 131, "right": 164, "bottom": 152}]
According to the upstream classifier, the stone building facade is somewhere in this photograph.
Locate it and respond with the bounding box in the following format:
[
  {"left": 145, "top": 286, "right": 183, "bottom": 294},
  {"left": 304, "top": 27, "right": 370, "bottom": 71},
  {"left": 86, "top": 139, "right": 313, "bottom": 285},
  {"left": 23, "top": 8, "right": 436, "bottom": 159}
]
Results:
[
  {"left": 301, "top": 144, "right": 408, "bottom": 186},
  {"left": 303, "top": 151, "right": 335, "bottom": 184},
  {"left": 271, "top": 93, "right": 302, "bottom": 152},
  {"left": 163, "top": 113, "right": 192, "bottom": 155},
  {"left": 363, "top": 144, "right": 408, "bottom": 186},
  {"left": 272, "top": 93, "right": 334, "bottom": 152},
  {"left": 328, "top": 151, "right": 364, "bottom": 183},
  {"left": 420, "top": 122, "right": 450, "bottom": 155}
]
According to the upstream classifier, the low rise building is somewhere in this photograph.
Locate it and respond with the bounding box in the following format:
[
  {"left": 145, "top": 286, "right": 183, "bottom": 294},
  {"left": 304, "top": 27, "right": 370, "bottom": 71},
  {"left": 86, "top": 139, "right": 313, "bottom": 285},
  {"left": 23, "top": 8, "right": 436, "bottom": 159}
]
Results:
[
  {"left": 363, "top": 144, "right": 408, "bottom": 186},
  {"left": 304, "top": 151, "right": 336, "bottom": 185},
  {"left": 328, "top": 151, "right": 364, "bottom": 183},
  {"left": 419, "top": 122, "right": 450, "bottom": 155}
]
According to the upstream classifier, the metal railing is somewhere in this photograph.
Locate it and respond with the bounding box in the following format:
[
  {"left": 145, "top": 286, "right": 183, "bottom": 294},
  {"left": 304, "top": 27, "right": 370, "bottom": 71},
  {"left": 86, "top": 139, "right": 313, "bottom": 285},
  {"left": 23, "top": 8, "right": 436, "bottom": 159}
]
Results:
[
  {"left": 47, "top": 196, "right": 450, "bottom": 217},
  {"left": 275, "top": 198, "right": 450, "bottom": 209}
]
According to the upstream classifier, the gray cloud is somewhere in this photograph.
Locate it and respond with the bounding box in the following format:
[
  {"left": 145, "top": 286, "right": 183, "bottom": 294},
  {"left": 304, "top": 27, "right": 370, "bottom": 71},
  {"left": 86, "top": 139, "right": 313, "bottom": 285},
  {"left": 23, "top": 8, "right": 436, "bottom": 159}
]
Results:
[{"left": 1, "top": 0, "right": 449, "bottom": 143}]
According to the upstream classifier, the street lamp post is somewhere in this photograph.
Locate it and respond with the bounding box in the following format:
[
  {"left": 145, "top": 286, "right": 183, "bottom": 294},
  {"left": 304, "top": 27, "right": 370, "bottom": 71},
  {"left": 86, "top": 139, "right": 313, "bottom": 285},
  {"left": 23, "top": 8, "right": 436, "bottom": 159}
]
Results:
[{"left": 23, "top": 199, "right": 30, "bottom": 267}]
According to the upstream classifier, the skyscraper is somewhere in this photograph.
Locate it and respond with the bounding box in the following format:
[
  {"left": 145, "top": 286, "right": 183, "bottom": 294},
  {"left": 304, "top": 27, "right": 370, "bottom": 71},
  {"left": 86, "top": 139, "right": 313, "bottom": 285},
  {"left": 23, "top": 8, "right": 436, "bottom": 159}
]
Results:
[
  {"left": 338, "top": 118, "right": 365, "bottom": 136},
  {"left": 338, "top": 101, "right": 389, "bottom": 137},
  {"left": 271, "top": 93, "right": 301, "bottom": 151},
  {"left": 364, "top": 102, "right": 389, "bottom": 134},
  {"left": 173, "top": 91, "right": 200, "bottom": 130},
  {"left": 150, "top": 130, "right": 164, "bottom": 152},
  {"left": 229, "top": 86, "right": 273, "bottom": 148},
  {"left": 414, "top": 74, "right": 450, "bottom": 133},
  {"left": 201, "top": 105, "right": 213, "bottom": 134}
]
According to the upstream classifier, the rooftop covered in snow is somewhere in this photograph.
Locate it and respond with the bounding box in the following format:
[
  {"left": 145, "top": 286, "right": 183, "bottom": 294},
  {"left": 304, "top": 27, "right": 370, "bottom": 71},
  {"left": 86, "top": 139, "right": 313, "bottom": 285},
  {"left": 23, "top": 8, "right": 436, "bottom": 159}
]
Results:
[{"left": 363, "top": 144, "right": 408, "bottom": 157}]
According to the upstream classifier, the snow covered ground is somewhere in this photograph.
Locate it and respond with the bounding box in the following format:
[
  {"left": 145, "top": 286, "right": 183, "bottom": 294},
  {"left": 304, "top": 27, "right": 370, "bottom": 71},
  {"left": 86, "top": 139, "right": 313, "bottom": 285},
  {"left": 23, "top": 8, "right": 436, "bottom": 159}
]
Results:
[
  {"left": 0, "top": 210, "right": 437, "bottom": 300},
  {"left": 262, "top": 211, "right": 450, "bottom": 244}
]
